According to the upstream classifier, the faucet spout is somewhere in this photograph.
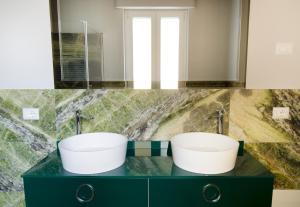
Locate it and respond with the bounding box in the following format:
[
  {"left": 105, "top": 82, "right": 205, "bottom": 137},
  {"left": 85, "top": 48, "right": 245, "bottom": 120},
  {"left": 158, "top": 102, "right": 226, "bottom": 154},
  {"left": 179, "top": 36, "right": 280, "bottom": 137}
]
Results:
[
  {"left": 216, "top": 110, "right": 225, "bottom": 134},
  {"left": 75, "top": 110, "right": 82, "bottom": 135},
  {"left": 75, "top": 110, "right": 94, "bottom": 135}
]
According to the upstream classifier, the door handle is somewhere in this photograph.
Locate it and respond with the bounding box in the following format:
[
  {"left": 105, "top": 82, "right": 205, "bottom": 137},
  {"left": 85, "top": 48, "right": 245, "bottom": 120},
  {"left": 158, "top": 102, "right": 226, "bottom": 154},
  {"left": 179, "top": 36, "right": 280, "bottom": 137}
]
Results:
[
  {"left": 76, "top": 184, "right": 95, "bottom": 203},
  {"left": 202, "top": 184, "right": 221, "bottom": 203}
]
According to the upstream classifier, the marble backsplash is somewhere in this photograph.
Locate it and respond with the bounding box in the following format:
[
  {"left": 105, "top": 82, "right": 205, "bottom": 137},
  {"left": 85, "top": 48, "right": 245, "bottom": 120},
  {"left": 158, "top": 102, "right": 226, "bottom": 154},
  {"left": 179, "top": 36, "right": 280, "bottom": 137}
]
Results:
[
  {"left": 0, "top": 89, "right": 299, "bottom": 207},
  {"left": 229, "top": 90, "right": 300, "bottom": 143},
  {"left": 229, "top": 90, "right": 300, "bottom": 189},
  {"left": 55, "top": 89, "right": 230, "bottom": 140}
]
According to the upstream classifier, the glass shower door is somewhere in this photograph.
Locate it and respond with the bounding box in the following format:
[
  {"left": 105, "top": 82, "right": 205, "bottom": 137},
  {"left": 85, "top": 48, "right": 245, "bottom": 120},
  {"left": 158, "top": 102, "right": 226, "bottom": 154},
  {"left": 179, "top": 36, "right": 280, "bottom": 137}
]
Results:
[
  {"left": 86, "top": 23, "right": 104, "bottom": 88},
  {"left": 58, "top": 20, "right": 103, "bottom": 88}
]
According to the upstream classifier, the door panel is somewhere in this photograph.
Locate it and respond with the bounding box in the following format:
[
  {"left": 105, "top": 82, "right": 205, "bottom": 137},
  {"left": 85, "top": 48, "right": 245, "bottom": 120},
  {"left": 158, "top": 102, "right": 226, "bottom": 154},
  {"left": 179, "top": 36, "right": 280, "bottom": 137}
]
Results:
[
  {"left": 24, "top": 178, "right": 148, "bottom": 207},
  {"left": 149, "top": 178, "right": 273, "bottom": 207}
]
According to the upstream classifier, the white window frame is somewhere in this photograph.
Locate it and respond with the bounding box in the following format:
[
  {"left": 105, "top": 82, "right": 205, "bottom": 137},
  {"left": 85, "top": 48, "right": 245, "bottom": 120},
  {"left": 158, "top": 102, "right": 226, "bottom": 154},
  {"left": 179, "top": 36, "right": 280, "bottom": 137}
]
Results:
[{"left": 124, "top": 9, "right": 189, "bottom": 88}]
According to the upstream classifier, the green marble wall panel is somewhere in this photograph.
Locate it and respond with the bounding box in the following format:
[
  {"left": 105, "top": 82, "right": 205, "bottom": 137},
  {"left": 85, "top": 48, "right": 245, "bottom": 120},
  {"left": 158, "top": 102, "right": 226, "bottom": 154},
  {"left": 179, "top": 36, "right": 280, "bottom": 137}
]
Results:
[
  {"left": 229, "top": 89, "right": 300, "bottom": 189},
  {"left": 0, "top": 90, "right": 56, "bottom": 138},
  {"left": 0, "top": 90, "right": 56, "bottom": 207},
  {"left": 229, "top": 89, "right": 300, "bottom": 143},
  {"left": 0, "top": 192, "right": 24, "bottom": 207},
  {"left": 245, "top": 143, "right": 300, "bottom": 189},
  {"left": 55, "top": 89, "right": 230, "bottom": 140}
]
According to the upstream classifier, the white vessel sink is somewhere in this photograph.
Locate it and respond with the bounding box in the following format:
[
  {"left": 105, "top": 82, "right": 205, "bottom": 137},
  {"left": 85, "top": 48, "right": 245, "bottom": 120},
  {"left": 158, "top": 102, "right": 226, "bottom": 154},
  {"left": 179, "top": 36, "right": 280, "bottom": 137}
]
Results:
[
  {"left": 171, "top": 132, "right": 239, "bottom": 174},
  {"left": 58, "top": 133, "right": 128, "bottom": 174}
]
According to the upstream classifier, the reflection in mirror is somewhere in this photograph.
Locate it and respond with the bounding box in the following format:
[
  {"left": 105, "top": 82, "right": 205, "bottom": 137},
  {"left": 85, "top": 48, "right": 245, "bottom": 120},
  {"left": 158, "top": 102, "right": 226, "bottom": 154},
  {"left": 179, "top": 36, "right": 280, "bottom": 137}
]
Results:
[
  {"left": 160, "top": 17, "right": 180, "bottom": 89},
  {"left": 50, "top": 0, "right": 250, "bottom": 89},
  {"left": 131, "top": 17, "right": 152, "bottom": 89}
]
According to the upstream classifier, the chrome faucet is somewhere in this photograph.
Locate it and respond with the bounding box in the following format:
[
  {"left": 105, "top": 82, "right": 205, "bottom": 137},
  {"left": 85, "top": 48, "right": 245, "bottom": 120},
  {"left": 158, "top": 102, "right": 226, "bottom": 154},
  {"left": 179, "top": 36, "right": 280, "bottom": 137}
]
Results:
[
  {"left": 216, "top": 109, "right": 225, "bottom": 134},
  {"left": 75, "top": 110, "right": 94, "bottom": 135}
]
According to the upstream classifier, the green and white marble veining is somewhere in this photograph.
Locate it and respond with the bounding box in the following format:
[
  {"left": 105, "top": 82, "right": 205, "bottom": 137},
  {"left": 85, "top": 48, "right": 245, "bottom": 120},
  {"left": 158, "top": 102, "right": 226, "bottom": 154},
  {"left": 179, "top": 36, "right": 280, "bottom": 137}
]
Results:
[
  {"left": 245, "top": 143, "right": 300, "bottom": 189},
  {"left": 229, "top": 89, "right": 300, "bottom": 189},
  {"left": 229, "top": 89, "right": 300, "bottom": 143},
  {"left": 55, "top": 89, "right": 230, "bottom": 140},
  {"left": 0, "top": 192, "right": 24, "bottom": 207},
  {"left": 0, "top": 90, "right": 56, "bottom": 206},
  {"left": 0, "top": 90, "right": 56, "bottom": 138}
]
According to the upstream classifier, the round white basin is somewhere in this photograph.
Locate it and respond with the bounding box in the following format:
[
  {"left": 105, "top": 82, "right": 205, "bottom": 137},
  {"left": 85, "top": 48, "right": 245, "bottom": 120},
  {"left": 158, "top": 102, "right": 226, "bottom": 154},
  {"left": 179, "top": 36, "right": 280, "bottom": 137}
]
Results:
[
  {"left": 171, "top": 132, "right": 239, "bottom": 174},
  {"left": 58, "top": 133, "right": 128, "bottom": 174}
]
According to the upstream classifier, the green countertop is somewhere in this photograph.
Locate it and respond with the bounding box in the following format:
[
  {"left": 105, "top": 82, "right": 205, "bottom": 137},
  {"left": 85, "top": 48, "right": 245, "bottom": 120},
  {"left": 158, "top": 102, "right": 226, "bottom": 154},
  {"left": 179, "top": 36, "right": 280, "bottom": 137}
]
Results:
[{"left": 23, "top": 151, "right": 273, "bottom": 179}]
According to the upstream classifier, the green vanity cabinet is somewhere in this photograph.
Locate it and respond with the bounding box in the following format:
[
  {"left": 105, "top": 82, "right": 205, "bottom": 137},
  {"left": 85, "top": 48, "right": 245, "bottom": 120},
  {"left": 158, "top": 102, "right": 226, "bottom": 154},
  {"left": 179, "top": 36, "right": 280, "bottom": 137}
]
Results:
[
  {"left": 150, "top": 177, "right": 273, "bottom": 207},
  {"left": 23, "top": 177, "right": 148, "bottom": 207},
  {"left": 23, "top": 152, "right": 274, "bottom": 207}
]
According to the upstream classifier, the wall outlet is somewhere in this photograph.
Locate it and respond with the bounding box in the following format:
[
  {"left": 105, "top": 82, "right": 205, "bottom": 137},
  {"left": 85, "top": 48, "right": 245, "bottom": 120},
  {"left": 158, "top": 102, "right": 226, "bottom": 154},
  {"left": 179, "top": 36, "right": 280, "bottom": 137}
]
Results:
[
  {"left": 275, "top": 42, "right": 294, "bottom": 55},
  {"left": 22, "top": 108, "right": 40, "bottom": 120},
  {"left": 272, "top": 107, "right": 290, "bottom": 120}
]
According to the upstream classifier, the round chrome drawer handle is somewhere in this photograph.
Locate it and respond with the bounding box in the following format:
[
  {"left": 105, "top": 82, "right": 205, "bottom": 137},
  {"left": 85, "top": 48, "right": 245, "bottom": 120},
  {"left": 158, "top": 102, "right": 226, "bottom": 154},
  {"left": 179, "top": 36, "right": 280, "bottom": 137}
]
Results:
[
  {"left": 202, "top": 184, "right": 222, "bottom": 203},
  {"left": 76, "top": 184, "right": 95, "bottom": 203}
]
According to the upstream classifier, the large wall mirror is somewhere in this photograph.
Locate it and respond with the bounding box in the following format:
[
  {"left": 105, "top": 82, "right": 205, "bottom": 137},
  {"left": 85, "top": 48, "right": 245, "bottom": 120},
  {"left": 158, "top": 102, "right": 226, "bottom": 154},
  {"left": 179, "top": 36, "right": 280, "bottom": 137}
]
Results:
[{"left": 50, "top": 0, "right": 250, "bottom": 89}]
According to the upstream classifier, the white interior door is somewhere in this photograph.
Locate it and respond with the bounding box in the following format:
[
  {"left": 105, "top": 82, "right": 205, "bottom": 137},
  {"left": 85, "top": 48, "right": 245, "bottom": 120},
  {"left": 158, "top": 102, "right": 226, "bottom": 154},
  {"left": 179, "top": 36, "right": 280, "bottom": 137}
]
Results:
[{"left": 124, "top": 10, "right": 188, "bottom": 89}]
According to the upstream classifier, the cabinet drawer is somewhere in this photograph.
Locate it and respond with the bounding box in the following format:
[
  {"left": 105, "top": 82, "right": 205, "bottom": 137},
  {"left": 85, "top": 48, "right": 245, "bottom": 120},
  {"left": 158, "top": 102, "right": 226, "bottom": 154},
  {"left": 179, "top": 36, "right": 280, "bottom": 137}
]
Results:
[
  {"left": 149, "top": 178, "right": 273, "bottom": 207},
  {"left": 24, "top": 177, "right": 148, "bottom": 207}
]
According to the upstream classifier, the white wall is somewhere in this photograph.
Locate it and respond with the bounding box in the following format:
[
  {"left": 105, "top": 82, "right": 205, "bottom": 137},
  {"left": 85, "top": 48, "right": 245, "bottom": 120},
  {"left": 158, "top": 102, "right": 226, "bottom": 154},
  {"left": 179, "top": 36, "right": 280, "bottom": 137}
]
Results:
[
  {"left": 272, "top": 190, "right": 300, "bottom": 207},
  {"left": 0, "top": 0, "right": 54, "bottom": 89},
  {"left": 188, "top": 0, "right": 241, "bottom": 81},
  {"left": 246, "top": 0, "right": 300, "bottom": 89},
  {"left": 60, "top": 0, "right": 124, "bottom": 81}
]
